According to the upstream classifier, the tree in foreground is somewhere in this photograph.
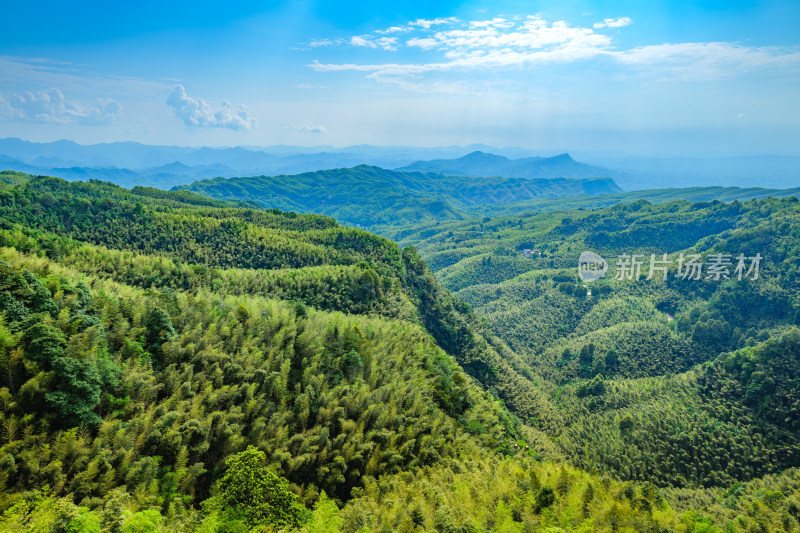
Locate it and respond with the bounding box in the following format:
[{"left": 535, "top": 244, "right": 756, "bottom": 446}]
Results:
[{"left": 214, "top": 446, "right": 305, "bottom": 531}]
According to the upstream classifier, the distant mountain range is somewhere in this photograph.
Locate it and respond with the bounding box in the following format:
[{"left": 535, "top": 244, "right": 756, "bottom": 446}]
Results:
[
  {"left": 0, "top": 138, "right": 564, "bottom": 189},
  {"left": 1, "top": 137, "right": 797, "bottom": 192}
]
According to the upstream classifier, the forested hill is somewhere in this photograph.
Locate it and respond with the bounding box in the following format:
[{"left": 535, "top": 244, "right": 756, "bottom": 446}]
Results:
[
  {"left": 175, "top": 165, "right": 621, "bottom": 228},
  {"left": 0, "top": 173, "right": 799, "bottom": 531},
  {"left": 0, "top": 172, "right": 685, "bottom": 532}
]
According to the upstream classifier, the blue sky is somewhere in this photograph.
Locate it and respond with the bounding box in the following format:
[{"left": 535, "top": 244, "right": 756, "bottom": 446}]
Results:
[{"left": 1, "top": 0, "right": 799, "bottom": 154}]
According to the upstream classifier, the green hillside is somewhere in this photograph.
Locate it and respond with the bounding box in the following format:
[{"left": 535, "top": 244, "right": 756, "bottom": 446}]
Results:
[
  {"left": 393, "top": 198, "right": 800, "bottom": 495},
  {"left": 0, "top": 173, "right": 798, "bottom": 531}
]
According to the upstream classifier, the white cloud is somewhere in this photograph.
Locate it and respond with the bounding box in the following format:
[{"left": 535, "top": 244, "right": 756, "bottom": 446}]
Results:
[
  {"left": 375, "top": 26, "right": 413, "bottom": 35},
  {"left": 350, "top": 36, "right": 399, "bottom": 51},
  {"left": 594, "top": 17, "right": 632, "bottom": 29},
  {"left": 302, "top": 124, "right": 326, "bottom": 133},
  {"left": 312, "top": 16, "right": 616, "bottom": 82},
  {"left": 309, "top": 15, "right": 800, "bottom": 88},
  {"left": 372, "top": 18, "right": 458, "bottom": 35},
  {"left": 311, "top": 17, "right": 457, "bottom": 51},
  {"left": 166, "top": 85, "right": 255, "bottom": 130},
  {"left": 469, "top": 18, "right": 515, "bottom": 29},
  {"left": 406, "top": 37, "right": 440, "bottom": 51},
  {"left": 409, "top": 17, "right": 460, "bottom": 29},
  {"left": 350, "top": 36, "right": 372, "bottom": 48},
  {"left": 406, "top": 16, "right": 612, "bottom": 57},
  {"left": 0, "top": 88, "right": 122, "bottom": 124},
  {"left": 377, "top": 37, "right": 400, "bottom": 51},
  {"left": 282, "top": 122, "right": 327, "bottom": 133},
  {"left": 309, "top": 39, "right": 343, "bottom": 47}
]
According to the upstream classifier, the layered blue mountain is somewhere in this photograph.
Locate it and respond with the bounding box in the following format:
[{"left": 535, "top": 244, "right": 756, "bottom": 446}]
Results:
[{"left": 3, "top": 138, "right": 798, "bottom": 192}]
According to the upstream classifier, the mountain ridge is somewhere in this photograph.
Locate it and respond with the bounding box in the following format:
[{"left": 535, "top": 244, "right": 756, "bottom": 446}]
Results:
[
  {"left": 396, "top": 150, "right": 607, "bottom": 180},
  {"left": 176, "top": 165, "right": 623, "bottom": 228}
]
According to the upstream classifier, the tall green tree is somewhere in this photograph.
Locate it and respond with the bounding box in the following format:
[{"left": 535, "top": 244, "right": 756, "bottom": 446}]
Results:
[{"left": 216, "top": 446, "right": 305, "bottom": 530}]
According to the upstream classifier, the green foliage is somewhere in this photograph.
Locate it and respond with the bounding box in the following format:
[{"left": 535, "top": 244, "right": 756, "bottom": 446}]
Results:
[
  {"left": 298, "top": 491, "right": 341, "bottom": 533},
  {"left": 46, "top": 356, "right": 104, "bottom": 427},
  {"left": 217, "top": 446, "right": 304, "bottom": 530},
  {"left": 576, "top": 375, "right": 605, "bottom": 398},
  {"left": 22, "top": 321, "right": 66, "bottom": 366},
  {"left": 121, "top": 510, "right": 162, "bottom": 533},
  {"left": 178, "top": 165, "right": 621, "bottom": 228},
  {"left": 144, "top": 307, "right": 176, "bottom": 363}
]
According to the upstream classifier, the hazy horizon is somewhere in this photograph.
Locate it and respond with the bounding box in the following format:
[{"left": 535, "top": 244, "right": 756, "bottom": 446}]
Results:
[{"left": 3, "top": 136, "right": 800, "bottom": 160}]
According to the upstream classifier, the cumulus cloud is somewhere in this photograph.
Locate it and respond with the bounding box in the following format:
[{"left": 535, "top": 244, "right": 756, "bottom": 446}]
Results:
[
  {"left": 166, "top": 85, "right": 255, "bottom": 130},
  {"left": 0, "top": 88, "right": 122, "bottom": 124},
  {"left": 594, "top": 17, "right": 632, "bottom": 29}
]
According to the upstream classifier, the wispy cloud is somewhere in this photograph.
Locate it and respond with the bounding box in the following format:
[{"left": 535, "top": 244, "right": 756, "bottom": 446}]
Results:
[
  {"left": 408, "top": 17, "right": 460, "bottom": 30},
  {"left": 0, "top": 55, "right": 165, "bottom": 98},
  {"left": 350, "top": 36, "right": 399, "bottom": 51},
  {"left": 594, "top": 17, "right": 632, "bottom": 29},
  {"left": 375, "top": 26, "right": 413, "bottom": 35},
  {"left": 307, "top": 17, "right": 460, "bottom": 48},
  {"left": 309, "top": 38, "right": 344, "bottom": 47},
  {"left": 617, "top": 42, "right": 800, "bottom": 79},
  {"left": 0, "top": 88, "right": 122, "bottom": 124},
  {"left": 404, "top": 16, "right": 611, "bottom": 55},
  {"left": 166, "top": 85, "right": 255, "bottom": 130},
  {"left": 468, "top": 17, "right": 515, "bottom": 29},
  {"left": 308, "top": 15, "right": 800, "bottom": 88}
]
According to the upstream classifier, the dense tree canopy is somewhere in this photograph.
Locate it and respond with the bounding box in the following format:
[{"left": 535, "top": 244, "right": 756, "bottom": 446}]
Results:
[{"left": 0, "top": 174, "right": 797, "bottom": 531}]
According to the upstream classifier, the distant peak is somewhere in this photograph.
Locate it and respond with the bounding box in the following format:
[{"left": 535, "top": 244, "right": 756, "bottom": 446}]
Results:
[
  {"left": 549, "top": 153, "right": 574, "bottom": 162},
  {"left": 458, "top": 151, "right": 509, "bottom": 162}
]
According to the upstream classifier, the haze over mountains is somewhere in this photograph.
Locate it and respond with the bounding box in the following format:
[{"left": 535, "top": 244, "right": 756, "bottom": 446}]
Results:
[
  {"left": 0, "top": 138, "right": 558, "bottom": 189},
  {"left": 1, "top": 137, "right": 798, "bottom": 191},
  {"left": 398, "top": 151, "right": 610, "bottom": 180}
]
